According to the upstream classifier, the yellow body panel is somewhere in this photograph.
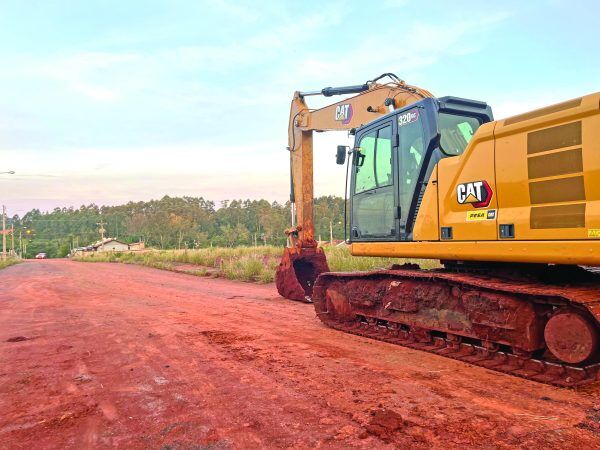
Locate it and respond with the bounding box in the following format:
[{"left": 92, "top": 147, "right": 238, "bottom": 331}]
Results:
[
  {"left": 412, "top": 166, "right": 439, "bottom": 240},
  {"left": 494, "top": 94, "right": 600, "bottom": 240},
  {"left": 396, "top": 92, "right": 600, "bottom": 265},
  {"left": 351, "top": 240, "right": 600, "bottom": 265},
  {"left": 437, "top": 122, "right": 498, "bottom": 241}
]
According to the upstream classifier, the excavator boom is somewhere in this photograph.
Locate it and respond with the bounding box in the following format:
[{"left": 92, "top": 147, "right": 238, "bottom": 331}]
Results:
[
  {"left": 277, "top": 74, "right": 433, "bottom": 300},
  {"left": 288, "top": 75, "right": 433, "bottom": 244}
]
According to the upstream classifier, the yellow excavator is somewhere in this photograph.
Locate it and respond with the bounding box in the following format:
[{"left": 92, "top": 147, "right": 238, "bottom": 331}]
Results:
[{"left": 275, "top": 73, "right": 600, "bottom": 386}]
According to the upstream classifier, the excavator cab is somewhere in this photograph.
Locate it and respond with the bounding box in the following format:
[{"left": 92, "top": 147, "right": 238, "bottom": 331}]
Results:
[{"left": 349, "top": 97, "right": 493, "bottom": 242}]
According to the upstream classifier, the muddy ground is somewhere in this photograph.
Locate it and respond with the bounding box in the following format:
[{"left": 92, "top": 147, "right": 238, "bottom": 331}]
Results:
[{"left": 0, "top": 260, "right": 599, "bottom": 449}]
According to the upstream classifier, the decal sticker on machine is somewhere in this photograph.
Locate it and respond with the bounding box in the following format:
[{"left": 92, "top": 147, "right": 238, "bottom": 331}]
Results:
[
  {"left": 397, "top": 109, "right": 419, "bottom": 127},
  {"left": 466, "top": 209, "right": 496, "bottom": 221},
  {"left": 335, "top": 104, "right": 353, "bottom": 125},
  {"left": 456, "top": 180, "right": 493, "bottom": 208},
  {"left": 588, "top": 229, "right": 600, "bottom": 238}
]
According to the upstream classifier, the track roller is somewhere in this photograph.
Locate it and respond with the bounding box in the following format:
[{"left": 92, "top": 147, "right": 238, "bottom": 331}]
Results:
[{"left": 544, "top": 311, "right": 599, "bottom": 364}]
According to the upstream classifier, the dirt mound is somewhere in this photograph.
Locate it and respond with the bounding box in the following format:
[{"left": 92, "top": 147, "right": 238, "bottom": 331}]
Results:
[{"left": 364, "top": 408, "right": 404, "bottom": 441}]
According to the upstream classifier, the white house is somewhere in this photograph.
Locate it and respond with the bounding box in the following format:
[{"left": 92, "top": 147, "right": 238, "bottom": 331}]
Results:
[{"left": 92, "top": 238, "right": 130, "bottom": 252}]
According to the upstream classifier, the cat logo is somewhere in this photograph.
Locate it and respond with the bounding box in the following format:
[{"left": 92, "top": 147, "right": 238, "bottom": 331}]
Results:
[
  {"left": 456, "top": 180, "right": 493, "bottom": 208},
  {"left": 335, "top": 104, "right": 353, "bottom": 125}
]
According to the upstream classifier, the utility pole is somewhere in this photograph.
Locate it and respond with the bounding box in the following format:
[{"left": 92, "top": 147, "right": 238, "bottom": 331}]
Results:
[
  {"left": 330, "top": 219, "right": 334, "bottom": 247},
  {"left": 96, "top": 220, "right": 107, "bottom": 241},
  {"left": 10, "top": 223, "right": 14, "bottom": 256},
  {"left": 2, "top": 205, "right": 6, "bottom": 261}
]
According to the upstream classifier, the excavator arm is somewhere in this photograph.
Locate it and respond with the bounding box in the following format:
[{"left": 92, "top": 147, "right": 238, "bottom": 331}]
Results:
[{"left": 277, "top": 74, "right": 434, "bottom": 301}]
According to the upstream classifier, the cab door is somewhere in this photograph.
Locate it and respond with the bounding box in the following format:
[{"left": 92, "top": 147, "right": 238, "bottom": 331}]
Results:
[
  {"left": 397, "top": 107, "right": 428, "bottom": 239},
  {"left": 350, "top": 122, "right": 397, "bottom": 241}
]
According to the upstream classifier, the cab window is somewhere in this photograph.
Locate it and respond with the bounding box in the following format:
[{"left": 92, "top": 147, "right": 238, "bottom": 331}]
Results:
[
  {"left": 438, "top": 113, "right": 481, "bottom": 156},
  {"left": 354, "top": 132, "right": 376, "bottom": 193},
  {"left": 354, "top": 126, "right": 393, "bottom": 193},
  {"left": 375, "top": 126, "right": 392, "bottom": 186},
  {"left": 398, "top": 111, "right": 425, "bottom": 222}
]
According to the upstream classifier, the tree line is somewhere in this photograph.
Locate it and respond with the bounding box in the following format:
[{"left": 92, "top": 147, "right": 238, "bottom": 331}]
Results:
[{"left": 7, "top": 195, "right": 346, "bottom": 258}]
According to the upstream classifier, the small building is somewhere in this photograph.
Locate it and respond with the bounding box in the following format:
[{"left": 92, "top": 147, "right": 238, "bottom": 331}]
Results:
[
  {"left": 93, "top": 238, "right": 130, "bottom": 252},
  {"left": 128, "top": 242, "right": 145, "bottom": 251}
]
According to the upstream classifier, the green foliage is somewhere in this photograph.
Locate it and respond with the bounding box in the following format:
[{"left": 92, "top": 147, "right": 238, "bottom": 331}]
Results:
[
  {"left": 8, "top": 196, "right": 347, "bottom": 258},
  {"left": 57, "top": 243, "right": 71, "bottom": 258}
]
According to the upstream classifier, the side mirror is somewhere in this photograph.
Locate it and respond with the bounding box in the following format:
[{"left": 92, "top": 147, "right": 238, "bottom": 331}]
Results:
[{"left": 336, "top": 145, "right": 348, "bottom": 165}]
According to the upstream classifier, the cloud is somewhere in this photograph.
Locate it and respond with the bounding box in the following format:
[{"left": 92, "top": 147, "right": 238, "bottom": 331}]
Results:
[
  {"left": 203, "top": 0, "right": 262, "bottom": 23},
  {"left": 289, "top": 11, "right": 511, "bottom": 86},
  {"left": 382, "top": 0, "right": 411, "bottom": 8},
  {"left": 41, "top": 52, "right": 140, "bottom": 102},
  {"left": 72, "top": 83, "right": 118, "bottom": 102},
  {"left": 21, "top": 5, "right": 344, "bottom": 114}
]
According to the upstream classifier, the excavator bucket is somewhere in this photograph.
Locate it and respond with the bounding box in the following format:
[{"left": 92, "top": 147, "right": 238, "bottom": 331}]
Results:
[{"left": 276, "top": 247, "right": 330, "bottom": 302}]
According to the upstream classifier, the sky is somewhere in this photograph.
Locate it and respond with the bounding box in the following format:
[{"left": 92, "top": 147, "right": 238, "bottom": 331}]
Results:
[{"left": 1, "top": 0, "right": 599, "bottom": 215}]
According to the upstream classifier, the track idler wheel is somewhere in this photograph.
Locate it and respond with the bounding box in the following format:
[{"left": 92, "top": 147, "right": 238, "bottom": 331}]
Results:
[
  {"left": 544, "top": 311, "right": 599, "bottom": 364},
  {"left": 275, "top": 247, "right": 329, "bottom": 302}
]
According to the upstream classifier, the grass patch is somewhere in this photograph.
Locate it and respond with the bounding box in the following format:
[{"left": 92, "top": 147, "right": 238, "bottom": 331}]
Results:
[
  {"left": 0, "top": 258, "right": 21, "bottom": 270},
  {"left": 189, "top": 267, "right": 210, "bottom": 277},
  {"left": 223, "top": 256, "right": 264, "bottom": 282},
  {"left": 323, "top": 246, "right": 440, "bottom": 272},
  {"left": 74, "top": 245, "right": 441, "bottom": 283}
]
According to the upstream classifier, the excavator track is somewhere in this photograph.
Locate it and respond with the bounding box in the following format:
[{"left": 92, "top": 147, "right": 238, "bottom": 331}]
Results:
[{"left": 312, "top": 268, "right": 600, "bottom": 387}]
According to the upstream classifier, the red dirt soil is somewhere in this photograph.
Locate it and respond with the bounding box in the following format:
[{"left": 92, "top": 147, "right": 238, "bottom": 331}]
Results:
[{"left": 1, "top": 260, "right": 599, "bottom": 449}]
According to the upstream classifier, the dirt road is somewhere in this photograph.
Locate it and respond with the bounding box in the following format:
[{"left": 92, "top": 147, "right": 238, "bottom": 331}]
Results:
[{"left": 1, "top": 260, "right": 599, "bottom": 449}]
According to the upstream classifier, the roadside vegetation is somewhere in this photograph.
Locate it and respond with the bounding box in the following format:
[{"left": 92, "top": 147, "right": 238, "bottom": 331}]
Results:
[
  {"left": 9, "top": 195, "right": 344, "bottom": 258},
  {"left": 74, "top": 246, "right": 440, "bottom": 283},
  {"left": 0, "top": 258, "right": 21, "bottom": 270}
]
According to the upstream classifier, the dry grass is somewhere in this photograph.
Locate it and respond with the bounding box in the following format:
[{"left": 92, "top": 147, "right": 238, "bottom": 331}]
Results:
[
  {"left": 323, "top": 246, "right": 440, "bottom": 272},
  {"left": 74, "top": 247, "right": 280, "bottom": 283},
  {"left": 74, "top": 245, "right": 440, "bottom": 283},
  {"left": 0, "top": 258, "right": 21, "bottom": 270}
]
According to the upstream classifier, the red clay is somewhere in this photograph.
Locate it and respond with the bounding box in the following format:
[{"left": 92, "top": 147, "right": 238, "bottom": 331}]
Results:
[{"left": 0, "top": 260, "right": 599, "bottom": 449}]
